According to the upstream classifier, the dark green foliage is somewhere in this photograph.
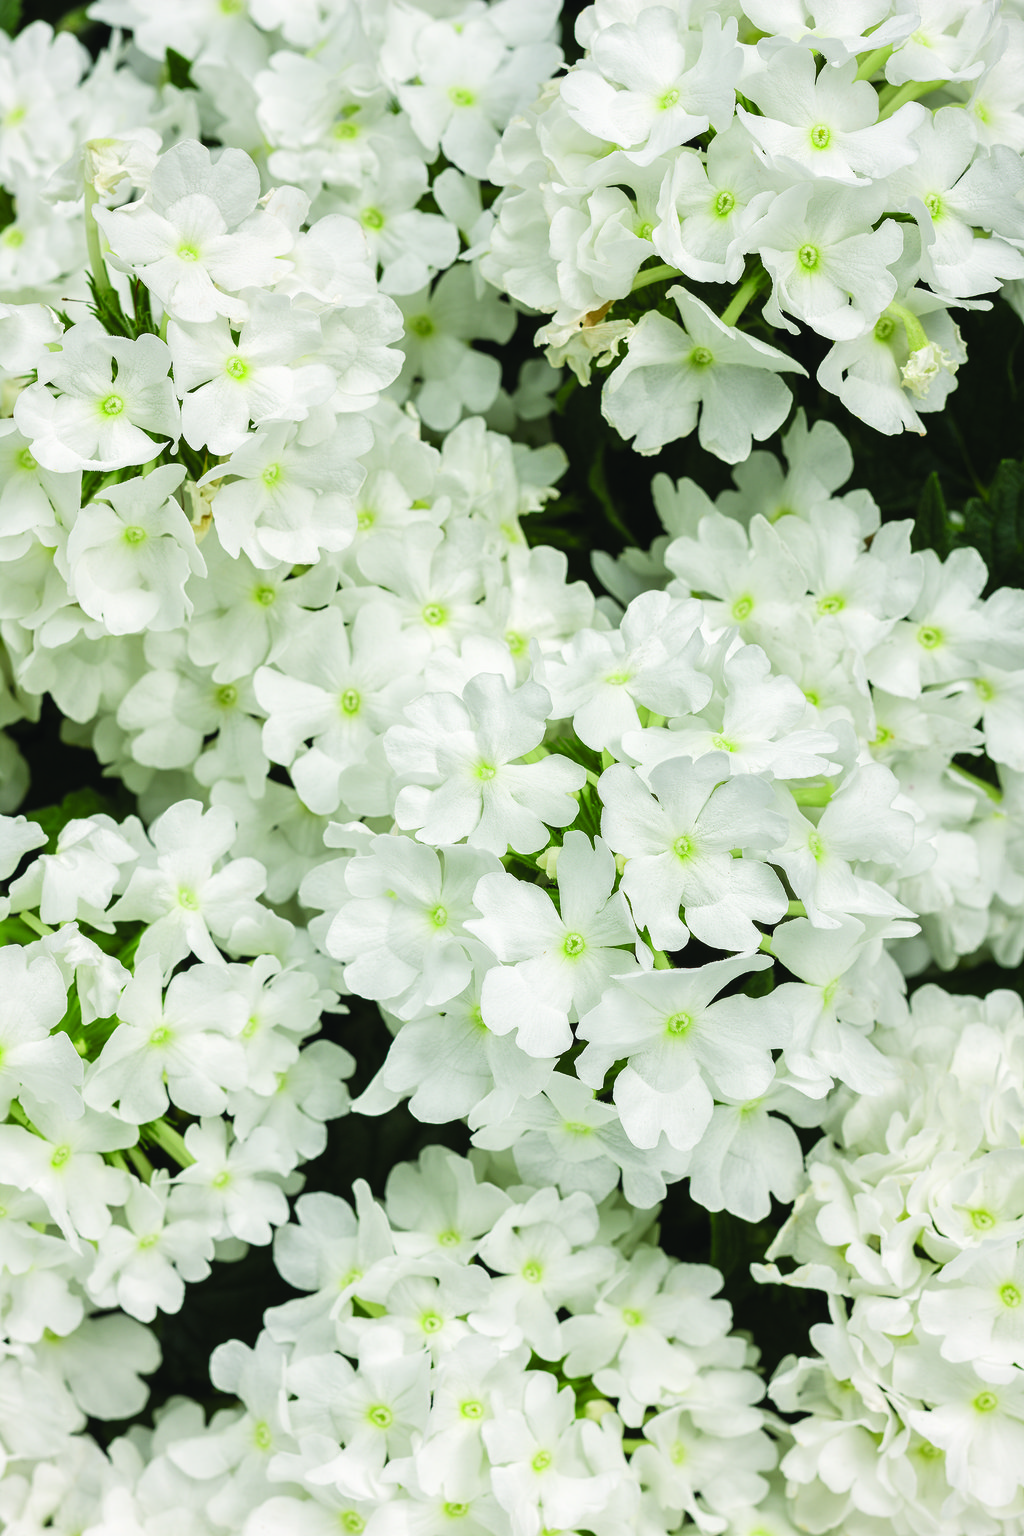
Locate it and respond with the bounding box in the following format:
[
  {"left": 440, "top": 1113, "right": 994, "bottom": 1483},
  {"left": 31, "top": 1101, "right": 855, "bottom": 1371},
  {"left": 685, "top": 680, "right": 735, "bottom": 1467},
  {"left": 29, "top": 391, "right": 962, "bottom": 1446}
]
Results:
[
  {"left": 911, "top": 457, "right": 1024, "bottom": 592},
  {"left": 165, "top": 45, "right": 196, "bottom": 90},
  {"left": 0, "top": 0, "right": 21, "bottom": 34}
]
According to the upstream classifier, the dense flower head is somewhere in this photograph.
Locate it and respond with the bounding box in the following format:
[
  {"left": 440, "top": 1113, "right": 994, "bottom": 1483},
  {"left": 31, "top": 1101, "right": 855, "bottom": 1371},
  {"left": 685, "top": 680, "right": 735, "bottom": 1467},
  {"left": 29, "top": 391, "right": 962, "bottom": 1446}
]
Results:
[
  {"left": 757, "top": 983, "right": 1024, "bottom": 1531},
  {"left": 479, "top": 0, "right": 1024, "bottom": 455},
  {"left": 0, "top": 800, "right": 351, "bottom": 1461},
  {"left": 0, "top": 1147, "right": 783, "bottom": 1536},
  {"left": 1, "top": 3, "right": 1024, "bottom": 1532}
]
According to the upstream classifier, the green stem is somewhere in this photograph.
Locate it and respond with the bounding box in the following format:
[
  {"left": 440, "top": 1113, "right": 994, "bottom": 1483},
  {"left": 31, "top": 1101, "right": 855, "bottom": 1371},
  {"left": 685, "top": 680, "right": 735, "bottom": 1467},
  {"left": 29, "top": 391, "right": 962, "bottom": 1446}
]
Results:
[
  {"left": 720, "top": 267, "right": 766, "bottom": 328},
  {"left": 786, "top": 900, "right": 807, "bottom": 917},
  {"left": 630, "top": 263, "right": 682, "bottom": 294},
  {"left": 83, "top": 182, "right": 114, "bottom": 300},
  {"left": 877, "top": 79, "right": 944, "bottom": 120},
  {"left": 18, "top": 910, "right": 54, "bottom": 938},
  {"left": 949, "top": 762, "right": 1003, "bottom": 804},
  {"left": 856, "top": 45, "right": 893, "bottom": 81},
  {"left": 127, "top": 1145, "right": 155, "bottom": 1182},
  {"left": 145, "top": 1118, "right": 196, "bottom": 1168}
]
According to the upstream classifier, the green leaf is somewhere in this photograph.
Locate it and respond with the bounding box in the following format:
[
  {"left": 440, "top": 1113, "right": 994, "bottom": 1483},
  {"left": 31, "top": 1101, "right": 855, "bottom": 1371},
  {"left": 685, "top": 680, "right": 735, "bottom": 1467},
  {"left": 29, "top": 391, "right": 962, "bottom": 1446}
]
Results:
[
  {"left": 165, "top": 46, "right": 197, "bottom": 90},
  {"left": 984, "top": 458, "right": 1024, "bottom": 584},
  {"left": 0, "top": 0, "right": 21, "bottom": 36},
  {"left": 910, "top": 470, "right": 950, "bottom": 560}
]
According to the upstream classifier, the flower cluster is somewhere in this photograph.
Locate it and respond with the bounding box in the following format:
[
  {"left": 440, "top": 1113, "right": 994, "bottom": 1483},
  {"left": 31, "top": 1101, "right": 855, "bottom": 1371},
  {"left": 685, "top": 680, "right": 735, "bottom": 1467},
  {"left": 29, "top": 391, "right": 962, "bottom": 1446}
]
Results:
[
  {"left": 597, "top": 408, "right": 1024, "bottom": 976},
  {"left": 1, "top": 1146, "right": 785, "bottom": 1536},
  {"left": 0, "top": 799, "right": 351, "bottom": 1462},
  {"left": 479, "top": 0, "right": 1024, "bottom": 454},
  {"left": 757, "top": 983, "right": 1024, "bottom": 1533}
]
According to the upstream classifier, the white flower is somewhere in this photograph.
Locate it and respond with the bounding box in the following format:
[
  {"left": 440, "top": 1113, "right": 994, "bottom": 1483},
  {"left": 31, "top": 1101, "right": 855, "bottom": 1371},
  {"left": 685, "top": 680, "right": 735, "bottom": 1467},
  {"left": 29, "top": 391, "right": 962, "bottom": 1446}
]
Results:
[
  {"left": 107, "top": 799, "right": 270, "bottom": 974},
  {"left": 0, "top": 946, "right": 81, "bottom": 1122},
  {"left": 168, "top": 290, "right": 336, "bottom": 454},
  {"left": 65, "top": 464, "right": 205, "bottom": 635},
  {"left": 749, "top": 183, "right": 904, "bottom": 342},
  {"left": 15, "top": 326, "right": 181, "bottom": 473},
  {"left": 94, "top": 139, "right": 293, "bottom": 323},
  {"left": 602, "top": 286, "right": 804, "bottom": 461},
  {"left": 536, "top": 589, "right": 711, "bottom": 753},
  {"left": 386, "top": 673, "right": 586, "bottom": 856},
  {"left": 84, "top": 955, "right": 248, "bottom": 1123},
  {"left": 86, "top": 1171, "right": 217, "bottom": 1323},
  {"left": 326, "top": 835, "right": 502, "bottom": 1019},
  {"left": 576, "top": 952, "right": 783, "bottom": 1152},
  {"left": 599, "top": 754, "right": 788, "bottom": 952},
  {"left": 739, "top": 46, "right": 927, "bottom": 185},
  {"left": 199, "top": 417, "right": 368, "bottom": 569},
  {"left": 561, "top": 9, "right": 741, "bottom": 165},
  {"left": 466, "top": 831, "right": 643, "bottom": 1057}
]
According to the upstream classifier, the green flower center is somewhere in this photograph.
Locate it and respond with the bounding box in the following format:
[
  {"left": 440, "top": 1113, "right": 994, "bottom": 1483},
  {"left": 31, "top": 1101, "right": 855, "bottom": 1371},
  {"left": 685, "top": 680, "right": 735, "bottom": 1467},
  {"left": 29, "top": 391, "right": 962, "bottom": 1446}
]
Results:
[
  {"left": 177, "top": 242, "right": 200, "bottom": 262},
  {"left": 101, "top": 393, "right": 125, "bottom": 416},
  {"left": 50, "top": 1144, "right": 71, "bottom": 1168},
  {"left": 808, "top": 831, "right": 825, "bottom": 861},
  {"left": 817, "top": 594, "right": 844, "bottom": 614},
  {"left": 460, "top": 1398, "right": 484, "bottom": 1418},
  {"left": 252, "top": 1420, "right": 272, "bottom": 1449},
  {"left": 368, "top": 1404, "right": 393, "bottom": 1429},
  {"left": 421, "top": 1311, "right": 443, "bottom": 1333},
  {"left": 254, "top": 584, "right": 276, "bottom": 606},
  {"left": 522, "top": 1260, "right": 543, "bottom": 1283},
  {"left": 444, "top": 1505, "right": 469, "bottom": 1519},
  {"left": 422, "top": 602, "right": 446, "bottom": 626},
  {"left": 659, "top": 87, "right": 680, "bottom": 110},
  {"left": 333, "top": 120, "right": 359, "bottom": 140},
  {"left": 362, "top": 207, "right": 385, "bottom": 230},
  {"left": 357, "top": 509, "right": 375, "bottom": 531},
  {"left": 874, "top": 314, "right": 896, "bottom": 342},
  {"left": 532, "top": 1450, "right": 552, "bottom": 1471},
  {"left": 341, "top": 1516, "right": 365, "bottom": 1534},
  {"left": 622, "top": 1307, "right": 642, "bottom": 1326},
  {"left": 673, "top": 834, "right": 694, "bottom": 861},
  {"left": 975, "top": 678, "right": 995, "bottom": 702},
  {"left": 341, "top": 688, "right": 361, "bottom": 715},
  {"left": 973, "top": 1391, "right": 998, "bottom": 1413},
  {"left": 123, "top": 525, "right": 147, "bottom": 545},
  {"left": 262, "top": 463, "right": 282, "bottom": 487},
  {"left": 430, "top": 905, "right": 448, "bottom": 928},
  {"left": 711, "top": 733, "right": 734, "bottom": 751},
  {"left": 475, "top": 761, "right": 496, "bottom": 780},
  {"left": 810, "top": 123, "right": 831, "bottom": 149},
  {"left": 149, "top": 1026, "right": 171, "bottom": 1047},
  {"left": 971, "top": 1208, "right": 996, "bottom": 1229},
  {"left": 212, "top": 1170, "right": 231, "bottom": 1188},
  {"left": 714, "top": 189, "right": 735, "bottom": 217},
  {"left": 407, "top": 314, "right": 435, "bottom": 338},
  {"left": 917, "top": 625, "right": 943, "bottom": 649},
  {"left": 798, "top": 243, "right": 820, "bottom": 270},
  {"left": 924, "top": 192, "right": 942, "bottom": 218},
  {"left": 689, "top": 345, "right": 714, "bottom": 368},
  {"left": 732, "top": 595, "right": 753, "bottom": 621},
  {"left": 1000, "top": 1283, "right": 1022, "bottom": 1308},
  {"left": 439, "top": 1228, "right": 460, "bottom": 1246},
  {"left": 178, "top": 886, "right": 200, "bottom": 910},
  {"left": 225, "top": 356, "right": 249, "bottom": 380},
  {"left": 448, "top": 87, "right": 475, "bottom": 107},
  {"left": 665, "top": 1011, "right": 692, "bottom": 1036},
  {"left": 216, "top": 683, "right": 238, "bottom": 708},
  {"left": 563, "top": 931, "right": 586, "bottom": 957},
  {"left": 16, "top": 447, "right": 36, "bottom": 471}
]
